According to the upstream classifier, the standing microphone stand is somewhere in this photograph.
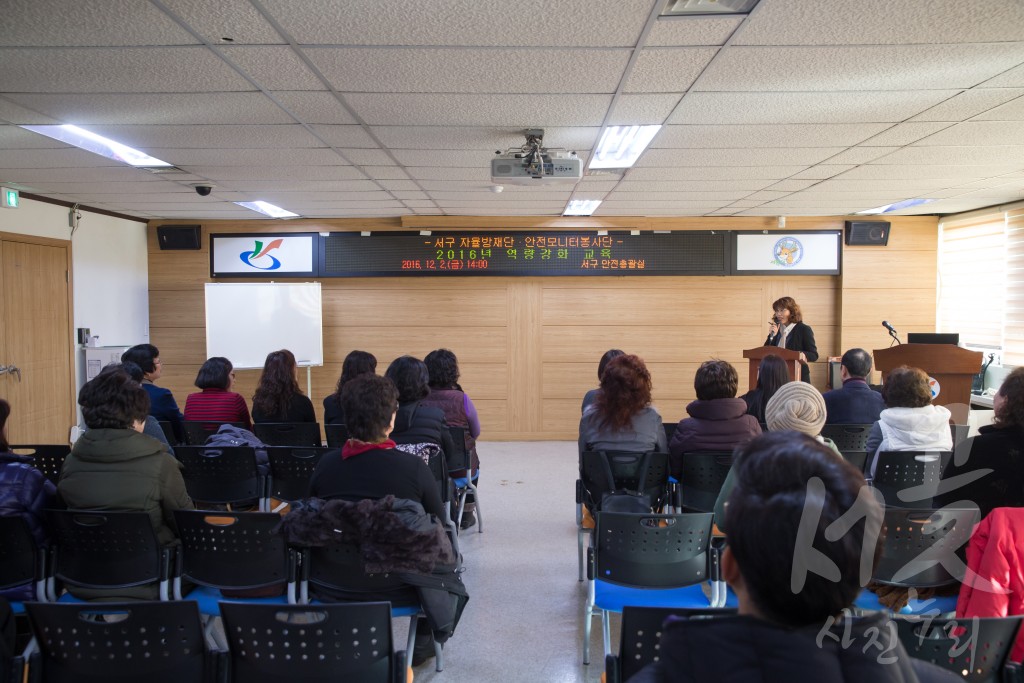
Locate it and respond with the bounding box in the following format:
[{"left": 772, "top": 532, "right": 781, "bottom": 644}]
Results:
[{"left": 887, "top": 329, "right": 901, "bottom": 346}]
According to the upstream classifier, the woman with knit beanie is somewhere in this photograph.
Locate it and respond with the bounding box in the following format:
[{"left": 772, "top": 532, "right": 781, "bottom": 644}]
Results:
[{"left": 713, "top": 381, "right": 840, "bottom": 532}]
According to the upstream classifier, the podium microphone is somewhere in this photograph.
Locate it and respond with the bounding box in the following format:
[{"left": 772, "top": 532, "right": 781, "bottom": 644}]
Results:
[{"left": 882, "top": 320, "right": 901, "bottom": 345}]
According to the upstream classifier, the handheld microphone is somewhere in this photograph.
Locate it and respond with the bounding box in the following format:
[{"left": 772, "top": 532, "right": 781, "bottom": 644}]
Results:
[{"left": 882, "top": 320, "right": 897, "bottom": 335}]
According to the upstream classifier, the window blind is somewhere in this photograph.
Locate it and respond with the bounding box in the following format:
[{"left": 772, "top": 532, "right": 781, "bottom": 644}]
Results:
[
  {"left": 938, "top": 214, "right": 1005, "bottom": 349},
  {"left": 1004, "top": 210, "right": 1024, "bottom": 366}
]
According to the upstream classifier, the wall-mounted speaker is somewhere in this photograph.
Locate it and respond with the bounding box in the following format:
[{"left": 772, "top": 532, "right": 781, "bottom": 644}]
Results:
[
  {"left": 844, "top": 220, "right": 890, "bottom": 246},
  {"left": 157, "top": 225, "right": 201, "bottom": 250}
]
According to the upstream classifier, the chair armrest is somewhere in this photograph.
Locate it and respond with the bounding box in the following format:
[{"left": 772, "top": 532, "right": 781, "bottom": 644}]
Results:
[
  {"left": 576, "top": 478, "right": 584, "bottom": 505},
  {"left": 605, "top": 654, "right": 621, "bottom": 683},
  {"left": 393, "top": 651, "right": 408, "bottom": 683},
  {"left": 586, "top": 545, "right": 596, "bottom": 581},
  {"left": 1003, "top": 661, "right": 1022, "bottom": 683}
]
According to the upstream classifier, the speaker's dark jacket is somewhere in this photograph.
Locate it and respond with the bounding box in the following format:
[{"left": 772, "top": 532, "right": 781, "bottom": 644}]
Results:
[{"left": 764, "top": 321, "right": 818, "bottom": 383}]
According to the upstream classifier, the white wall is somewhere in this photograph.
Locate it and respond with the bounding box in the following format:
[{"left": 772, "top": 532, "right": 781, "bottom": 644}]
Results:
[{"left": 0, "top": 197, "right": 150, "bottom": 411}]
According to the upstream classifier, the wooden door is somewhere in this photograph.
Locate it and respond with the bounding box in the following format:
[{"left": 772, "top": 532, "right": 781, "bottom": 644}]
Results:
[{"left": 0, "top": 235, "right": 75, "bottom": 443}]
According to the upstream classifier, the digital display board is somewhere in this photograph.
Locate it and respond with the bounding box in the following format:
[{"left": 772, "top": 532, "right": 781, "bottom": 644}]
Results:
[
  {"left": 731, "top": 231, "right": 842, "bottom": 275},
  {"left": 319, "top": 231, "right": 729, "bottom": 277}
]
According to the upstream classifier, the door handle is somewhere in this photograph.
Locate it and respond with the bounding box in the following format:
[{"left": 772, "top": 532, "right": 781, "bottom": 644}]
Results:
[{"left": 0, "top": 364, "right": 20, "bottom": 381}]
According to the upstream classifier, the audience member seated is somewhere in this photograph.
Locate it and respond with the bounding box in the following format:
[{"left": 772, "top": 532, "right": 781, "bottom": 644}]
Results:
[
  {"left": 939, "top": 366, "right": 1024, "bottom": 518},
  {"left": 630, "top": 432, "right": 959, "bottom": 683},
  {"left": 385, "top": 355, "right": 455, "bottom": 460},
  {"left": 0, "top": 398, "right": 57, "bottom": 601},
  {"left": 668, "top": 359, "right": 761, "bottom": 480},
  {"left": 252, "top": 349, "right": 316, "bottom": 423},
  {"left": 581, "top": 348, "right": 624, "bottom": 414},
  {"left": 122, "top": 343, "right": 183, "bottom": 440},
  {"left": 579, "top": 354, "right": 668, "bottom": 458},
  {"left": 421, "top": 348, "right": 482, "bottom": 529},
  {"left": 58, "top": 365, "right": 194, "bottom": 600},
  {"left": 738, "top": 354, "right": 789, "bottom": 424},
  {"left": 183, "top": 356, "right": 251, "bottom": 429},
  {"left": 323, "top": 349, "right": 376, "bottom": 425},
  {"left": 117, "top": 362, "right": 175, "bottom": 451},
  {"left": 715, "top": 381, "right": 839, "bottom": 531},
  {"left": 823, "top": 348, "right": 886, "bottom": 424},
  {"left": 305, "top": 373, "right": 462, "bottom": 666},
  {"left": 866, "top": 366, "right": 952, "bottom": 477}
]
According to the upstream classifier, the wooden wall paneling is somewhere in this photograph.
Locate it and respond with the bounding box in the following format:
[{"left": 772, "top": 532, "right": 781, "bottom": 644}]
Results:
[
  {"left": 508, "top": 281, "right": 543, "bottom": 434},
  {"left": 323, "top": 326, "right": 508, "bottom": 365}
]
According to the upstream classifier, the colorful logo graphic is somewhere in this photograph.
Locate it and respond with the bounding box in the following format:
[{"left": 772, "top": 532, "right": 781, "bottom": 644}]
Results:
[
  {"left": 240, "top": 238, "right": 284, "bottom": 270},
  {"left": 928, "top": 376, "right": 941, "bottom": 400},
  {"left": 771, "top": 236, "right": 803, "bottom": 267}
]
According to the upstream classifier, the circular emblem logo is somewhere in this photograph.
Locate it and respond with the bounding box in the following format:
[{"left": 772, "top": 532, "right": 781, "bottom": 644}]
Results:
[
  {"left": 928, "top": 376, "right": 940, "bottom": 399},
  {"left": 772, "top": 236, "right": 803, "bottom": 268}
]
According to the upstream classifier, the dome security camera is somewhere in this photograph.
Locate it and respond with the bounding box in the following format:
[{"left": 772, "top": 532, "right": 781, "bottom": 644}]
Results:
[{"left": 193, "top": 184, "right": 214, "bottom": 197}]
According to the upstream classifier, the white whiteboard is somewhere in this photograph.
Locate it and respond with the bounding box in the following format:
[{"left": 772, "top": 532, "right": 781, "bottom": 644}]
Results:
[{"left": 204, "top": 283, "right": 323, "bottom": 369}]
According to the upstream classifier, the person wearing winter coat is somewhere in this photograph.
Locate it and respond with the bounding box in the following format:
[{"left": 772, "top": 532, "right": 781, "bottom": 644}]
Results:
[
  {"left": 629, "top": 432, "right": 959, "bottom": 683},
  {"left": 385, "top": 355, "right": 454, "bottom": 459},
  {"left": 865, "top": 366, "right": 953, "bottom": 478},
  {"left": 0, "top": 398, "right": 57, "bottom": 601},
  {"left": 669, "top": 360, "right": 762, "bottom": 480},
  {"left": 58, "top": 366, "right": 194, "bottom": 600}
]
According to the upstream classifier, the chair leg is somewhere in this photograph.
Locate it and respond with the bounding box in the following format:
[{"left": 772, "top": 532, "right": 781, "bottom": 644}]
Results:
[
  {"left": 602, "top": 608, "right": 612, "bottom": 661},
  {"left": 405, "top": 614, "right": 418, "bottom": 674},
  {"left": 577, "top": 527, "right": 586, "bottom": 582},
  {"left": 583, "top": 578, "right": 595, "bottom": 665},
  {"left": 466, "top": 477, "right": 482, "bottom": 533}
]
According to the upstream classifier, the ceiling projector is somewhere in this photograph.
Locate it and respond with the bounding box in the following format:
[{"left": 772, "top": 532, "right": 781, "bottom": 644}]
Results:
[{"left": 491, "top": 129, "right": 583, "bottom": 186}]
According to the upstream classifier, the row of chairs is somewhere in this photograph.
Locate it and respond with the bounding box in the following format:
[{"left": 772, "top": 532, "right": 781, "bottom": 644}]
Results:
[
  {"left": 9, "top": 599, "right": 409, "bottom": 683},
  {"left": 159, "top": 421, "right": 345, "bottom": 448},
  {"left": 1, "top": 509, "right": 448, "bottom": 675}
]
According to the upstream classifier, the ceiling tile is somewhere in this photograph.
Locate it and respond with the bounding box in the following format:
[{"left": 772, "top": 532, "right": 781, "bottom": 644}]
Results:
[
  {"left": 370, "top": 126, "right": 600, "bottom": 151},
  {"left": 654, "top": 123, "right": 887, "bottom": 148},
  {"left": 789, "top": 165, "right": 857, "bottom": 180},
  {"left": 766, "top": 179, "right": 818, "bottom": 192},
  {"left": 732, "top": 0, "right": 1024, "bottom": 46},
  {"left": 623, "top": 48, "right": 719, "bottom": 93},
  {"left": 616, "top": 179, "right": 774, "bottom": 192},
  {"left": 364, "top": 167, "right": 412, "bottom": 181},
  {"left": 260, "top": 0, "right": 653, "bottom": 47},
  {"left": 0, "top": 0, "right": 198, "bottom": 46},
  {"left": 344, "top": 94, "right": 612, "bottom": 126},
  {"left": 307, "top": 47, "right": 628, "bottom": 94},
  {"left": 698, "top": 44, "right": 1024, "bottom": 92},
  {"left": 637, "top": 147, "right": 844, "bottom": 167},
  {"left": 337, "top": 149, "right": 396, "bottom": 166},
  {"left": 860, "top": 122, "right": 953, "bottom": 146},
  {"left": 668, "top": 91, "right": 955, "bottom": 125},
  {"left": 219, "top": 179, "right": 382, "bottom": 192},
  {"left": 408, "top": 168, "right": 492, "bottom": 182},
  {"left": 0, "top": 125, "right": 68, "bottom": 148},
  {"left": 608, "top": 94, "right": 683, "bottom": 126},
  {"left": 972, "top": 93, "right": 1024, "bottom": 121},
  {"left": 221, "top": 46, "right": 324, "bottom": 89},
  {"left": 269, "top": 92, "right": 357, "bottom": 124},
  {"left": 626, "top": 166, "right": 807, "bottom": 181},
  {"left": 910, "top": 88, "right": 1024, "bottom": 122},
  {"left": 912, "top": 120, "right": 1024, "bottom": 146},
  {"left": 983, "top": 64, "right": 1024, "bottom": 88},
  {"left": 4, "top": 92, "right": 295, "bottom": 125},
  {"left": 825, "top": 147, "right": 899, "bottom": 164},
  {"left": 150, "top": 148, "right": 347, "bottom": 167},
  {"left": 871, "top": 145, "right": 1024, "bottom": 166},
  {"left": 837, "top": 164, "right": 1022, "bottom": 180},
  {"left": 0, "top": 47, "right": 252, "bottom": 92},
  {"left": 83, "top": 124, "right": 324, "bottom": 149},
  {"left": 160, "top": 0, "right": 286, "bottom": 45},
  {"left": 647, "top": 16, "right": 743, "bottom": 46},
  {"left": 308, "top": 125, "right": 379, "bottom": 148},
  {"left": 184, "top": 165, "right": 369, "bottom": 181},
  {"left": 0, "top": 98, "right": 61, "bottom": 125}
]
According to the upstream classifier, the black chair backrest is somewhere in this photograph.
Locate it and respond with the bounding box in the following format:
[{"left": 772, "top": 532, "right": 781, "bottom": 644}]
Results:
[
  {"left": 182, "top": 421, "right": 248, "bottom": 446},
  {"left": 580, "top": 451, "right": 669, "bottom": 511},
  {"left": 156, "top": 420, "right": 179, "bottom": 447},
  {"left": 614, "top": 607, "right": 738, "bottom": 682},
  {"left": 172, "top": 510, "right": 292, "bottom": 590},
  {"left": 0, "top": 515, "right": 40, "bottom": 591},
  {"left": 820, "top": 424, "right": 873, "bottom": 452},
  {"left": 592, "top": 511, "right": 713, "bottom": 587},
  {"left": 253, "top": 422, "right": 322, "bottom": 448},
  {"left": 306, "top": 542, "right": 411, "bottom": 597},
  {"left": 266, "top": 446, "right": 331, "bottom": 501},
  {"left": 951, "top": 423, "right": 969, "bottom": 447},
  {"left": 662, "top": 422, "right": 677, "bottom": 444},
  {"left": 46, "top": 510, "right": 168, "bottom": 589},
  {"left": 220, "top": 602, "right": 397, "bottom": 683},
  {"left": 26, "top": 601, "right": 219, "bottom": 683},
  {"left": 895, "top": 615, "right": 1023, "bottom": 683},
  {"left": 324, "top": 423, "right": 349, "bottom": 448},
  {"left": 445, "top": 425, "right": 471, "bottom": 473},
  {"left": 871, "top": 450, "right": 954, "bottom": 508},
  {"left": 677, "top": 451, "right": 734, "bottom": 513},
  {"left": 8, "top": 444, "right": 70, "bottom": 485},
  {"left": 174, "top": 445, "right": 262, "bottom": 507},
  {"left": 425, "top": 448, "right": 452, "bottom": 504},
  {"left": 874, "top": 506, "right": 980, "bottom": 588}
]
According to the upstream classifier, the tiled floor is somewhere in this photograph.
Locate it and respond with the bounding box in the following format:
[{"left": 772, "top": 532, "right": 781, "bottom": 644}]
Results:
[{"left": 408, "top": 440, "right": 612, "bottom": 683}]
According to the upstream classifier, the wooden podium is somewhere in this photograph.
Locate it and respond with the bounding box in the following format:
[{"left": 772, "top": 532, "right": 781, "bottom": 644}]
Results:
[
  {"left": 873, "top": 344, "right": 982, "bottom": 424},
  {"left": 742, "top": 346, "right": 801, "bottom": 392}
]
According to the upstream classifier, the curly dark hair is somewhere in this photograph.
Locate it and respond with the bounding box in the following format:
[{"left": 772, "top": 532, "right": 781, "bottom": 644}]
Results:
[
  {"left": 195, "top": 357, "right": 233, "bottom": 390},
  {"left": 726, "top": 431, "right": 881, "bottom": 627},
  {"left": 252, "top": 349, "right": 302, "bottom": 419},
  {"left": 0, "top": 398, "right": 10, "bottom": 452},
  {"left": 121, "top": 343, "right": 159, "bottom": 375},
  {"left": 994, "top": 366, "right": 1024, "bottom": 429},
  {"left": 385, "top": 355, "right": 431, "bottom": 404},
  {"left": 424, "top": 348, "right": 461, "bottom": 390},
  {"left": 593, "top": 354, "right": 653, "bottom": 431},
  {"left": 694, "top": 359, "right": 739, "bottom": 401},
  {"left": 772, "top": 296, "right": 803, "bottom": 324},
  {"left": 79, "top": 366, "right": 151, "bottom": 430},
  {"left": 882, "top": 366, "right": 932, "bottom": 408},
  {"left": 341, "top": 374, "right": 399, "bottom": 442},
  {"left": 335, "top": 350, "right": 377, "bottom": 396}
]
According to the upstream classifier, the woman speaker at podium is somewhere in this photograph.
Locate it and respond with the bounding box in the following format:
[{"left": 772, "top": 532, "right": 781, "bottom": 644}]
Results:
[{"left": 764, "top": 296, "right": 818, "bottom": 383}]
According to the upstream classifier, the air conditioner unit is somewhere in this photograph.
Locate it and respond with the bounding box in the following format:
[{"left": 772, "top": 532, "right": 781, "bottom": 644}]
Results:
[{"left": 490, "top": 152, "right": 583, "bottom": 185}]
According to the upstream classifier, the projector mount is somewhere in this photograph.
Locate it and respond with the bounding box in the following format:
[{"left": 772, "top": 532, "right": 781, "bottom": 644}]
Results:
[{"left": 495, "top": 129, "right": 576, "bottom": 179}]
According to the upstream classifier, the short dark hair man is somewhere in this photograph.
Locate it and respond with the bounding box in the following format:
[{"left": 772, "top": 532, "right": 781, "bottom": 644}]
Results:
[
  {"left": 823, "top": 348, "right": 887, "bottom": 424},
  {"left": 627, "top": 432, "right": 959, "bottom": 683}
]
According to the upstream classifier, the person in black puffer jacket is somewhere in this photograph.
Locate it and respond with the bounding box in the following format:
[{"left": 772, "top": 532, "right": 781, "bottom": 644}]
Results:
[
  {"left": 628, "top": 432, "right": 960, "bottom": 683},
  {"left": 385, "top": 356, "right": 454, "bottom": 459},
  {"left": 0, "top": 398, "right": 57, "bottom": 601}
]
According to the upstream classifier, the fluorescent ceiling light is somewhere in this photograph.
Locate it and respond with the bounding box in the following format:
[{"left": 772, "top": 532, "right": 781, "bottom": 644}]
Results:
[
  {"left": 662, "top": 0, "right": 760, "bottom": 16},
  {"left": 856, "top": 198, "right": 936, "bottom": 215},
  {"left": 563, "top": 200, "right": 602, "bottom": 216},
  {"left": 20, "top": 124, "right": 171, "bottom": 167},
  {"left": 590, "top": 125, "right": 661, "bottom": 169},
  {"left": 234, "top": 201, "right": 300, "bottom": 218}
]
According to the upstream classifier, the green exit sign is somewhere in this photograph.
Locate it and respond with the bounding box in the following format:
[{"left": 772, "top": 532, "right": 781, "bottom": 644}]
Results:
[{"left": 1, "top": 187, "right": 18, "bottom": 209}]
